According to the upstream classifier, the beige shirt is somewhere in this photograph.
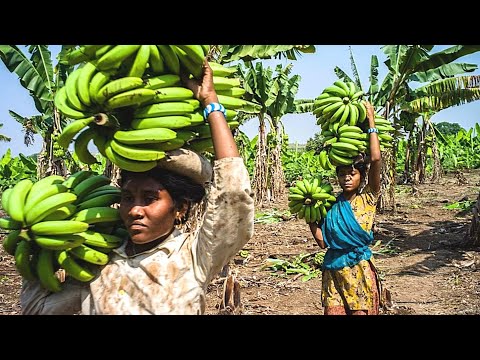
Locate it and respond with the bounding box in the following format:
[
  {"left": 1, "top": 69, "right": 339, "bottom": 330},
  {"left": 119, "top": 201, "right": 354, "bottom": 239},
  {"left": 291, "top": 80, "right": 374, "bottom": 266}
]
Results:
[{"left": 21, "top": 157, "right": 254, "bottom": 315}]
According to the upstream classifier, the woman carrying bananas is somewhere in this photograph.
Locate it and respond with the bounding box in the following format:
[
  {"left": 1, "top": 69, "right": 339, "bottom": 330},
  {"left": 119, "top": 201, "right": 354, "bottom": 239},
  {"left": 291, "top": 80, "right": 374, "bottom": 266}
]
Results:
[
  {"left": 20, "top": 61, "right": 255, "bottom": 315},
  {"left": 308, "top": 101, "right": 386, "bottom": 315}
]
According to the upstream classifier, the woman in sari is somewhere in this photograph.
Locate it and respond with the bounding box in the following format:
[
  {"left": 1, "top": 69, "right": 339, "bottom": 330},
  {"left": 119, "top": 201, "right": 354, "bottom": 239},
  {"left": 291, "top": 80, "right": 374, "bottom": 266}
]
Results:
[{"left": 309, "top": 101, "right": 384, "bottom": 315}]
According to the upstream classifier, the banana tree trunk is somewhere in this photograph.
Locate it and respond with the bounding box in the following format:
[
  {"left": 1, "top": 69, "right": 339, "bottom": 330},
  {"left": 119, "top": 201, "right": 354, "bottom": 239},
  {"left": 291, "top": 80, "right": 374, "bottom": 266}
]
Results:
[
  {"left": 430, "top": 135, "right": 442, "bottom": 183},
  {"left": 38, "top": 109, "right": 67, "bottom": 179},
  {"left": 269, "top": 123, "right": 286, "bottom": 203},
  {"left": 466, "top": 191, "right": 480, "bottom": 246},
  {"left": 253, "top": 114, "right": 268, "bottom": 206},
  {"left": 378, "top": 102, "right": 396, "bottom": 212},
  {"left": 403, "top": 135, "right": 411, "bottom": 184},
  {"left": 378, "top": 149, "right": 395, "bottom": 212},
  {"left": 415, "top": 120, "right": 427, "bottom": 184}
]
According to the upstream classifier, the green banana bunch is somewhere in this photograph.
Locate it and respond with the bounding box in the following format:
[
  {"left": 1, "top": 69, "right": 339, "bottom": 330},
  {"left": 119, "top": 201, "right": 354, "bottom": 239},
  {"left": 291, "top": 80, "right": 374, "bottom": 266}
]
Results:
[
  {"left": 288, "top": 178, "right": 336, "bottom": 224},
  {"left": 1, "top": 170, "right": 128, "bottom": 291}
]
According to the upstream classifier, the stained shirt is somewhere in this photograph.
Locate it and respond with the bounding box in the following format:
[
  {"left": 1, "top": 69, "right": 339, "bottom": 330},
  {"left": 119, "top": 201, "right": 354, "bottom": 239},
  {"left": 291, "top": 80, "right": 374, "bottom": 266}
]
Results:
[{"left": 20, "top": 157, "right": 254, "bottom": 315}]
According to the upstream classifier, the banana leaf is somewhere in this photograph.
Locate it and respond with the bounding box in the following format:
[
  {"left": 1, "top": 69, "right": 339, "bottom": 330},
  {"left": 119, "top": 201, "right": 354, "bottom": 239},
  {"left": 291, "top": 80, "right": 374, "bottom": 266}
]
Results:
[
  {"left": 293, "top": 99, "right": 315, "bottom": 113},
  {"left": 412, "top": 75, "right": 480, "bottom": 97},
  {"left": 0, "top": 45, "right": 54, "bottom": 113},
  {"left": 219, "top": 45, "right": 315, "bottom": 63},
  {"left": 414, "top": 45, "right": 480, "bottom": 73},
  {"left": 409, "top": 63, "right": 478, "bottom": 82},
  {"left": 403, "top": 88, "right": 480, "bottom": 113}
]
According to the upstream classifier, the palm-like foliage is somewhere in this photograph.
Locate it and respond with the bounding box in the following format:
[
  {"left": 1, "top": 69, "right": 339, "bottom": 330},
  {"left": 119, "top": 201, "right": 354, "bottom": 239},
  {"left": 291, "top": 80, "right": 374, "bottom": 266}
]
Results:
[
  {"left": 0, "top": 45, "right": 75, "bottom": 178},
  {"left": 237, "top": 61, "right": 301, "bottom": 205}
]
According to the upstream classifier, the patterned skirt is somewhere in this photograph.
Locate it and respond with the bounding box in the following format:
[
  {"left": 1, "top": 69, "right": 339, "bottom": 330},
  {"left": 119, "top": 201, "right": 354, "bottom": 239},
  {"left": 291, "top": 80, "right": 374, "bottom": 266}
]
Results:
[{"left": 321, "top": 257, "right": 383, "bottom": 315}]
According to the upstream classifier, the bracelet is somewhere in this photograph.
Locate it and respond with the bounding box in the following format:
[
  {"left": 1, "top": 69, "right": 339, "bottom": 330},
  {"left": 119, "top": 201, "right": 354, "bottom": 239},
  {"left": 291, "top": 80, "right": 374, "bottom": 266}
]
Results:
[
  {"left": 367, "top": 127, "right": 379, "bottom": 134},
  {"left": 203, "top": 102, "right": 227, "bottom": 121}
]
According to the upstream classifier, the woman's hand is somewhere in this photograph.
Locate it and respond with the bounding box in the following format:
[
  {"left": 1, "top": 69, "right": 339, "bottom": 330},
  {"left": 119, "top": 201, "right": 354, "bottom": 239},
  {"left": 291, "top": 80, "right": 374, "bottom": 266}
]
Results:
[{"left": 182, "top": 59, "right": 218, "bottom": 107}]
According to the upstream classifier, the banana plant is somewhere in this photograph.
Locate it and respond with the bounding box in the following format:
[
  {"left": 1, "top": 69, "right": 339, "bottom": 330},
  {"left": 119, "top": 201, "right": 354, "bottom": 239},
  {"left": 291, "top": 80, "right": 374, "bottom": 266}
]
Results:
[
  {"left": 0, "top": 45, "right": 77, "bottom": 179},
  {"left": 237, "top": 61, "right": 301, "bottom": 205}
]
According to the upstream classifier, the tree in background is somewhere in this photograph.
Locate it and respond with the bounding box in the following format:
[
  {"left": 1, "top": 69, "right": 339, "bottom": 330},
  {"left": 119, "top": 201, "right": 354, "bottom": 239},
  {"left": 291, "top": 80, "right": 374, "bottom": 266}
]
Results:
[{"left": 435, "top": 121, "right": 463, "bottom": 135}]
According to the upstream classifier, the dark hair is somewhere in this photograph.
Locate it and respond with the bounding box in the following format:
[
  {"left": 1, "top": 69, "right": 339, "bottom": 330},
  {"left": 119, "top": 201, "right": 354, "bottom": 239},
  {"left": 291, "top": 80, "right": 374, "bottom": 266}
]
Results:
[
  {"left": 120, "top": 168, "right": 206, "bottom": 221},
  {"left": 335, "top": 154, "right": 368, "bottom": 179}
]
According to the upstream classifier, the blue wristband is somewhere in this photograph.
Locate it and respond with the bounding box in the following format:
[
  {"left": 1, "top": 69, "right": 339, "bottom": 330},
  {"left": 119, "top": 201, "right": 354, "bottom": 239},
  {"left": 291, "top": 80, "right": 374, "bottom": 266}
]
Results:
[
  {"left": 367, "top": 127, "right": 379, "bottom": 134},
  {"left": 203, "top": 102, "right": 227, "bottom": 121}
]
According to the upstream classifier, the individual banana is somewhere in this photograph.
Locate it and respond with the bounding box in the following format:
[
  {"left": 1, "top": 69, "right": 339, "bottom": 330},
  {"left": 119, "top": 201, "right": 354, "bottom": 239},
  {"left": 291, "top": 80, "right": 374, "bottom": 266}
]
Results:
[
  {"left": 71, "top": 206, "right": 121, "bottom": 225},
  {"left": 323, "top": 84, "right": 348, "bottom": 98},
  {"left": 96, "top": 45, "right": 141, "bottom": 71},
  {"left": 104, "top": 140, "right": 158, "bottom": 172},
  {"left": 128, "top": 44, "right": 150, "bottom": 78},
  {"left": 34, "top": 233, "right": 86, "bottom": 250},
  {"left": 72, "top": 175, "right": 112, "bottom": 203},
  {"left": 144, "top": 74, "right": 181, "bottom": 90},
  {"left": 25, "top": 192, "right": 78, "bottom": 226},
  {"left": 0, "top": 216, "right": 23, "bottom": 230},
  {"left": 134, "top": 101, "right": 194, "bottom": 118},
  {"left": 331, "top": 141, "right": 359, "bottom": 153},
  {"left": 89, "top": 70, "right": 113, "bottom": 104},
  {"left": 208, "top": 61, "right": 237, "bottom": 77},
  {"left": 8, "top": 179, "right": 33, "bottom": 224},
  {"left": 62, "top": 46, "right": 91, "bottom": 65},
  {"left": 131, "top": 115, "right": 192, "bottom": 130},
  {"left": 148, "top": 45, "right": 165, "bottom": 75},
  {"left": 105, "top": 88, "right": 157, "bottom": 110},
  {"left": 175, "top": 45, "right": 205, "bottom": 67},
  {"left": 329, "top": 150, "right": 354, "bottom": 166},
  {"left": 23, "top": 183, "right": 68, "bottom": 215},
  {"left": 30, "top": 220, "right": 89, "bottom": 236},
  {"left": 54, "top": 86, "right": 93, "bottom": 120},
  {"left": 76, "top": 193, "right": 121, "bottom": 212},
  {"left": 217, "top": 94, "right": 261, "bottom": 113},
  {"left": 144, "top": 87, "right": 194, "bottom": 104},
  {"left": 73, "top": 127, "right": 99, "bottom": 165},
  {"left": 157, "top": 45, "right": 180, "bottom": 74},
  {"left": 14, "top": 239, "right": 36, "bottom": 280},
  {"left": 172, "top": 46, "right": 202, "bottom": 79},
  {"left": 216, "top": 87, "right": 246, "bottom": 98},
  {"left": 36, "top": 248, "right": 62, "bottom": 292},
  {"left": 80, "top": 186, "right": 120, "bottom": 203},
  {"left": 1, "top": 187, "right": 12, "bottom": 214},
  {"left": 42, "top": 204, "right": 77, "bottom": 221},
  {"left": 113, "top": 127, "right": 177, "bottom": 145},
  {"left": 57, "top": 116, "right": 96, "bottom": 149},
  {"left": 62, "top": 170, "right": 93, "bottom": 190},
  {"left": 76, "top": 61, "right": 98, "bottom": 107},
  {"left": 24, "top": 175, "right": 64, "bottom": 208},
  {"left": 333, "top": 80, "right": 350, "bottom": 97},
  {"left": 69, "top": 244, "right": 109, "bottom": 265},
  {"left": 213, "top": 76, "right": 241, "bottom": 90},
  {"left": 64, "top": 68, "right": 87, "bottom": 111},
  {"left": 81, "top": 229, "right": 124, "bottom": 249},
  {"left": 55, "top": 250, "right": 95, "bottom": 282},
  {"left": 109, "top": 138, "right": 166, "bottom": 162},
  {"left": 3, "top": 229, "right": 22, "bottom": 255},
  {"left": 95, "top": 76, "right": 145, "bottom": 105}
]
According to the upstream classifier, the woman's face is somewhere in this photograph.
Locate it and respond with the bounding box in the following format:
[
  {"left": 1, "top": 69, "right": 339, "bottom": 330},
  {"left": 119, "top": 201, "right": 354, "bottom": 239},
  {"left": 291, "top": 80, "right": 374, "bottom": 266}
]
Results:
[
  {"left": 120, "top": 176, "right": 178, "bottom": 244},
  {"left": 337, "top": 166, "right": 362, "bottom": 193}
]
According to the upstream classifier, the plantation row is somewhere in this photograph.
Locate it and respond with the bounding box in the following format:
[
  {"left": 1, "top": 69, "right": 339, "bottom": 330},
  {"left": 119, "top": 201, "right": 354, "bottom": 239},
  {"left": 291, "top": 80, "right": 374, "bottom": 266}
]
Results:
[{"left": 1, "top": 122, "right": 478, "bottom": 194}]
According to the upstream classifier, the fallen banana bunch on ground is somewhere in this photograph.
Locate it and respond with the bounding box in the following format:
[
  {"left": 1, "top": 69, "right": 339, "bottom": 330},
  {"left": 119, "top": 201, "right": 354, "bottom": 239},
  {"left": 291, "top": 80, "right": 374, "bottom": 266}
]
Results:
[
  {"left": 0, "top": 171, "right": 127, "bottom": 292},
  {"left": 288, "top": 177, "right": 336, "bottom": 224},
  {"left": 55, "top": 45, "right": 261, "bottom": 170}
]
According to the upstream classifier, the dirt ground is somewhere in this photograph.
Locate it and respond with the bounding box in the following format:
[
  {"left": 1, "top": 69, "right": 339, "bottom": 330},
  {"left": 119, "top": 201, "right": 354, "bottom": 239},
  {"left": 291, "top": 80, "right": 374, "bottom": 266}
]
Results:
[{"left": 1, "top": 169, "right": 479, "bottom": 315}]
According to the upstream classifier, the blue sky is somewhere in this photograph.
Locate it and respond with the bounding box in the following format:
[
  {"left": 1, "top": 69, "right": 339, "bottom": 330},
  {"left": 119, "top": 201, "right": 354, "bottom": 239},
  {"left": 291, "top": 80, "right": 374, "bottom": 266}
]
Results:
[{"left": 1, "top": 45, "right": 479, "bottom": 157}]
